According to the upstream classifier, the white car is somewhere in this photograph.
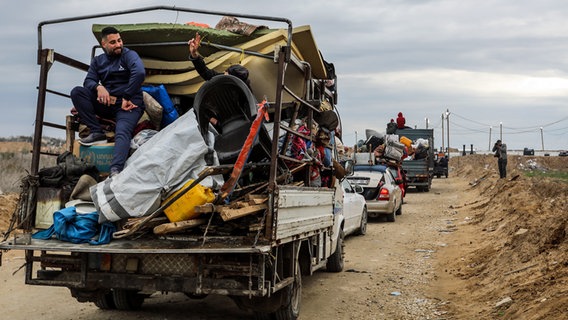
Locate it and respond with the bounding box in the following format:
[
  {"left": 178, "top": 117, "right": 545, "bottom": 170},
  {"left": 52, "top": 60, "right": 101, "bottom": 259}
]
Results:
[
  {"left": 347, "top": 164, "right": 403, "bottom": 222},
  {"left": 341, "top": 178, "right": 368, "bottom": 236}
]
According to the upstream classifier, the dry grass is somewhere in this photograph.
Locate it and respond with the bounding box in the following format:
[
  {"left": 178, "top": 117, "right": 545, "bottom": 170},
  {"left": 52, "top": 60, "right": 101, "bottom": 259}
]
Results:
[{"left": 0, "top": 142, "right": 57, "bottom": 194}]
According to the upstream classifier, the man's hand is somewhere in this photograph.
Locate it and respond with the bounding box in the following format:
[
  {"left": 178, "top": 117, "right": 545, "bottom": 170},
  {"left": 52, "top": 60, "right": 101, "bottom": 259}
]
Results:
[
  {"left": 121, "top": 99, "right": 138, "bottom": 112},
  {"left": 97, "top": 85, "right": 113, "bottom": 106},
  {"left": 188, "top": 32, "right": 202, "bottom": 58}
]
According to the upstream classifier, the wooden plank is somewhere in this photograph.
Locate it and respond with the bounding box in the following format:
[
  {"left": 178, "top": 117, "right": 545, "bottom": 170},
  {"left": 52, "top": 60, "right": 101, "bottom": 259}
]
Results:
[
  {"left": 194, "top": 203, "right": 217, "bottom": 213},
  {"left": 220, "top": 204, "right": 268, "bottom": 222},
  {"left": 153, "top": 218, "right": 208, "bottom": 235},
  {"left": 246, "top": 194, "right": 268, "bottom": 205}
]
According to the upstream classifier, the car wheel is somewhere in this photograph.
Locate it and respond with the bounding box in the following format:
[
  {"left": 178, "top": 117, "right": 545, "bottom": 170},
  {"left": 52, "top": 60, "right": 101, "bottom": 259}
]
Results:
[
  {"left": 396, "top": 203, "right": 402, "bottom": 216},
  {"left": 386, "top": 207, "right": 396, "bottom": 222},
  {"left": 356, "top": 207, "right": 368, "bottom": 236},
  {"left": 326, "top": 229, "right": 345, "bottom": 272}
]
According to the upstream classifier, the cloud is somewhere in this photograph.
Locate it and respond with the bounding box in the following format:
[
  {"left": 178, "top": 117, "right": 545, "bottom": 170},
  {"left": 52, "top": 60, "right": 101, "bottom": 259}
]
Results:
[{"left": 1, "top": 0, "right": 567, "bottom": 151}]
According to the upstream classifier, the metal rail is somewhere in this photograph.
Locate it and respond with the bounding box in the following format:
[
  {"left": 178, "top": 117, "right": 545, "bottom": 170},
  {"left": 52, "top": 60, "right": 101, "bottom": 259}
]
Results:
[{"left": 37, "top": 5, "right": 293, "bottom": 62}]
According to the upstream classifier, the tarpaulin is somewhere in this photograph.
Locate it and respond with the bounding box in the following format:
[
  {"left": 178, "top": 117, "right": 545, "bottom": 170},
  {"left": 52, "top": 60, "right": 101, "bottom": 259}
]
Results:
[{"left": 91, "top": 111, "right": 223, "bottom": 223}]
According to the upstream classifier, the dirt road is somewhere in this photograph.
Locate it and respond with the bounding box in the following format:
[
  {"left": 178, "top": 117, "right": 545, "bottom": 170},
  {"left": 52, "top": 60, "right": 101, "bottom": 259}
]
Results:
[
  {"left": 2, "top": 154, "right": 567, "bottom": 319},
  {"left": 0, "top": 176, "right": 462, "bottom": 320}
]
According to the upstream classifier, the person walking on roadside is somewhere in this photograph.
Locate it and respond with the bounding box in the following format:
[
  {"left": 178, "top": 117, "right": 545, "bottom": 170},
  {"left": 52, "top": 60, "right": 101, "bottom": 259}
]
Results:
[
  {"left": 70, "top": 26, "right": 146, "bottom": 177},
  {"left": 492, "top": 140, "right": 507, "bottom": 178}
]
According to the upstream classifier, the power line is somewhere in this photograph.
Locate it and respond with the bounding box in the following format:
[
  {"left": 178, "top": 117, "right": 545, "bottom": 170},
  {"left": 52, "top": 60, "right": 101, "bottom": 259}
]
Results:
[{"left": 450, "top": 111, "right": 568, "bottom": 130}]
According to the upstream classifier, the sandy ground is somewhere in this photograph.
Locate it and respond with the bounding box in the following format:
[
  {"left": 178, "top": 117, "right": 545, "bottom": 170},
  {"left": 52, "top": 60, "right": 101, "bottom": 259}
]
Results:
[{"left": 0, "top": 154, "right": 567, "bottom": 319}]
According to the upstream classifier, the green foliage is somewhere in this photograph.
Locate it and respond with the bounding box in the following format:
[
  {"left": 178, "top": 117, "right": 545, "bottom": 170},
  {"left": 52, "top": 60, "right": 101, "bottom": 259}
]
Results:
[{"left": 524, "top": 170, "right": 568, "bottom": 183}]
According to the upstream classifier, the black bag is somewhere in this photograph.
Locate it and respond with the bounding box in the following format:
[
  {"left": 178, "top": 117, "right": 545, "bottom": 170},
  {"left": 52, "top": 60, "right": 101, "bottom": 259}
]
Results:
[
  {"left": 38, "top": 152, "right": 99, "bottom": 188},
  {"left": 364, "top": 135, "right": 384, "bottom": 151},
  {"left": 38, "top": 166, "right": 65, "bottom": 187}
]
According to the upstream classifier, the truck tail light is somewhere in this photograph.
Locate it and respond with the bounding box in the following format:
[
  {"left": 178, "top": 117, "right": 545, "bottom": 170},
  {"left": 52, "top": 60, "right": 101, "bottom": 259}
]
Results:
[{"left": 377, "top": 188, "right": 390, "bottom": 201}]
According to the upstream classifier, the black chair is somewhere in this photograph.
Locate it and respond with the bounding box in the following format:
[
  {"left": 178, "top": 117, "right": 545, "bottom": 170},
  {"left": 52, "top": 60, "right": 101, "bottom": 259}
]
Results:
[{"left": 193, "top": 75, "right": 272, "bottom": 165}]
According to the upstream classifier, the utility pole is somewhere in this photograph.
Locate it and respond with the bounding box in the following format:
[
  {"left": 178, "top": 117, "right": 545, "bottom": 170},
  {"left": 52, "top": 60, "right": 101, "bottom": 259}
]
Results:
[
  {"left": 425, "top": 117, "right": 429, "bottom": 129},
  {"left": 540, "top": 127, "right": 544, "bottom": 151},
  {"left": 446, "top": 109, "right": 450, "bottom": 157},
  {"left": 500, "top": 122, "right": 503, "bottom": 141},
  {"left": 488, "top": 126, "right": 492, "bottom": 151},
  {"left": 441, "top": 113, "right": 445, "bottom": 154}
]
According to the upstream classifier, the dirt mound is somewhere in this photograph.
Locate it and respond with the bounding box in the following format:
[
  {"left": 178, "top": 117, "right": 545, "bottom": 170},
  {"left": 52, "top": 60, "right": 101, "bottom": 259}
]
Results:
[
  {"left": 0, "top": 194, "right": 19, "bottom": 235},
  {"left": 440, "top": 155, "right": 568, "bottom": 319}
]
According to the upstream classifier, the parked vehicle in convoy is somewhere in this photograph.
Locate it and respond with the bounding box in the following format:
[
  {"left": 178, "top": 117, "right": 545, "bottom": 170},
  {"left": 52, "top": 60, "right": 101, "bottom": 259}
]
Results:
[
  {"left": 523, "top": 148, "right": 535, "bottom": 156},
  {"left": 341, "top": 178, "right": 367, "bottom": 236},
  {"left": 387, "top": 165, "right": 407, "bottom": 198},
  {"left": 433, "top": 153, "right": 449, "bottom": 178},
  {"left": 346, "top": 162, "right": 403, "bottom": 222},
  {"left": 396, "top": 129, "right": 435, "bottom": 191},
  {"left": 559, "top": 151, "right": 568, "bottom": 157},
  {"left": 0, "top": 7, "right": 347, "bottom": 320}
]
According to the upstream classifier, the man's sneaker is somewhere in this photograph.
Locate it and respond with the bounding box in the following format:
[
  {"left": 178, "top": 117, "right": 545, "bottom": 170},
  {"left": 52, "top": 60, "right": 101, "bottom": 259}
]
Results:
[{"left": 79, "top": 132, "right": 107, "bottom": 146}]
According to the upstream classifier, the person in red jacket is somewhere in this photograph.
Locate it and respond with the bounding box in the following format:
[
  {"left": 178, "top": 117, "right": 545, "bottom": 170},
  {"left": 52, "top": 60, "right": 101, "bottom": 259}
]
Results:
[{"left": 396, "top": 112, "right": 406, "bottom": 129}]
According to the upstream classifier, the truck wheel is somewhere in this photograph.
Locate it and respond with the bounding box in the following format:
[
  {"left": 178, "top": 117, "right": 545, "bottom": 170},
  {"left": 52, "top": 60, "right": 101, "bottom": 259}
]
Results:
[
  {"left": 253, "top": 313, "right": 272, "bottom": 320},
  {"left": 355, "top": 207, "right": 368, "bottom": 236},
  {"left": 112, "top": 289, "right": 145, "bottom": 310},
  {"left": 326, "top": 229, "right": 344, "bottom": 272},
  {"left": 94, "top": 291, "right": 116, "bottom": 310},
  {"left": 275, "top": 261, "right": 302, "bottom": 320}
]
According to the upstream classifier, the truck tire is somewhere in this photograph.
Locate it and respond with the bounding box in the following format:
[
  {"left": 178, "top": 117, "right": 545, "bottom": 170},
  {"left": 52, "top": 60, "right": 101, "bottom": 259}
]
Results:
[
  {"left": 275, "top": 261, "right": 302, "bottom": 320},
  {"left": 112, "top": 289, "right": 145, "bottom": 310},
  {"left": 94, "top": 291, "right": 116, "bottom": 310},
  {"left": 326, "top": 229, "right": 344, "bottom": 272}
]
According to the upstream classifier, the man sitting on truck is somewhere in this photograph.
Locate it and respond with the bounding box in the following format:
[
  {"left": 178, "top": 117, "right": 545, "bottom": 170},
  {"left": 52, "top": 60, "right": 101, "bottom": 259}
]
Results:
[{"left": 70, "top": 26, "right": 146, "bottom": 177}]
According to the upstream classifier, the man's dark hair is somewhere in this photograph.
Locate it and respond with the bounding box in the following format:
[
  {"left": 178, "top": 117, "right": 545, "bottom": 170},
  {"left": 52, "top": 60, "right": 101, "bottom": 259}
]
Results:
[
  {"left": 226, "top": 64, "right": 251, "bottom": 90},
  {"left": 101, "top": 26, "right": 119, "bottom": 38}
]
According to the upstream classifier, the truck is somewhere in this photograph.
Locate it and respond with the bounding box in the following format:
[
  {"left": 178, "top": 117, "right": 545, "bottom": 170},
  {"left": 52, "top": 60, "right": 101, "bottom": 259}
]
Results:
[
  {"left": 0, "top": 6, "right": 346, "bottom": 319},
  {"left": 395, "top": 129, "right": 435, "bottom": 192}
]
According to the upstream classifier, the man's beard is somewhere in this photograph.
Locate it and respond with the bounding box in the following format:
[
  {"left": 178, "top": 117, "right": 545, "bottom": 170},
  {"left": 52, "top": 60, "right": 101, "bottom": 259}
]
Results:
[{"left": 106, "top": 46, "right": 123, "bottom": 56}]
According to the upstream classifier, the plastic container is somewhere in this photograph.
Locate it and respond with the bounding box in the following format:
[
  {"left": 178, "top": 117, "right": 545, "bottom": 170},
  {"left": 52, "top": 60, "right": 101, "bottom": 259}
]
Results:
[
  {"left": 163, "top": 180, "right": 215, "bottom": 222},
  {"left": 399, "top": 136, "right": 412, "bottom": 148}
]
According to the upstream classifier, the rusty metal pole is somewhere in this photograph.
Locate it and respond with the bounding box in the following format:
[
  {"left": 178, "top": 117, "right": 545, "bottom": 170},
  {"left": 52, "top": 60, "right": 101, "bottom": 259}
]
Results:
[{"left": 31, "top": 49, "right": 53, "bottom": 175}]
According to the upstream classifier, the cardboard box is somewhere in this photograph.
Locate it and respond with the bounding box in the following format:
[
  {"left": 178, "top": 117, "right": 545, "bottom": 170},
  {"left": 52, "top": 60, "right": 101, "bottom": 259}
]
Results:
[{"left": 73, "top": 140, "right": 114, "bottom": 174}]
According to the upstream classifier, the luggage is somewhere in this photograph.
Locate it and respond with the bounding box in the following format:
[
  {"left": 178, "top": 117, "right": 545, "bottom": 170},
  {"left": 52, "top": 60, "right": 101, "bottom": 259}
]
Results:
[
  {"left": 384, "top": 140, "right": 405, "bottom": 161},
  {"left": 385, "top": 134, "right": 399, "bottom": 144},
  {"left": 364, "top": 135, "right": 384, "bottom": 151}
]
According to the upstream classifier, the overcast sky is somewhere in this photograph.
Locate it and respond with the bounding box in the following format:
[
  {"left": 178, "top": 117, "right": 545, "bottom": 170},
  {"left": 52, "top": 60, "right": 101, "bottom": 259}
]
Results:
[{"left": 2, "top": 0, "right": 568, "bottom": 151}]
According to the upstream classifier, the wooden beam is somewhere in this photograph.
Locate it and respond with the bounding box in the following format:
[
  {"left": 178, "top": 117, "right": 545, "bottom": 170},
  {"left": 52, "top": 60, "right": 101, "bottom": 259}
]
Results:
[
  {"left": 153, "top": 218, "right": 207, "bottom": 235},
  {"left": 220, "top": 203, "right": 268, "bottom": 221}
]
